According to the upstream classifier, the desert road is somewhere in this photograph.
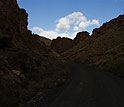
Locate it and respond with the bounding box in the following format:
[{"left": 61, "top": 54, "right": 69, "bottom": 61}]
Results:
[{"left": 25, "top": 62, "right": 124, "bottom": 107}]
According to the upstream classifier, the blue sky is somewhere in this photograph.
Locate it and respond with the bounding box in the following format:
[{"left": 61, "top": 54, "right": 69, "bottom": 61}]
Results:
[{"left": 18, "top": 0, "right": 124, "bottom": 39}]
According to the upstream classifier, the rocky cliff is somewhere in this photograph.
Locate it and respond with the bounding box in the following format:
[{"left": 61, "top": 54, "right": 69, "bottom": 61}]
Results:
[
  {"left": 63, "top": 14, "right": 124, "bottom": 77},
  {"left": 51, "top": 37, "right": 74, "bottom": 54},
  {"left": 74, "top": 31, "right": 90, "bottom": 45},
  {"left": 51, "top": 32, "right": 90, "bottom": 54},
  {"left": 0, "top": 0, "right": 68, "bottom": 106}
]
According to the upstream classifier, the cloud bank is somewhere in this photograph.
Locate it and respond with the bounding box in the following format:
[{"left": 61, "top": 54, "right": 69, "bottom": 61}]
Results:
[
  {"left": 32, "top": 27, "right": 72, "bottom": 40},
  {"left": 56, "top": 12, "right": 99, "bottom": 32},
  {"left": 32, "top": 12, "right": 99, "bottom": 39}
]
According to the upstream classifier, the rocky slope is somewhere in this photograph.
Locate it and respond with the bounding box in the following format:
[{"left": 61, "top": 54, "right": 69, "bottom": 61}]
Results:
[
  {"left": 0, "top": 0, "right": 68, "bottom": 106},
  {"left": 63, "top": 15, "right": 124, "bottom": 77},
  {"left": 51, "top": 32, "right": 90, "bottom": 54},
  {"left": 33, "top": 34, "right": 52, "bottom": 47}
]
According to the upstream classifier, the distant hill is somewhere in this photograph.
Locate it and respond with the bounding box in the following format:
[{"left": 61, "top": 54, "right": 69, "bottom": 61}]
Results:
[
  {"left": 62, "top": 14, "right": 124, "bottom": 77},
  {"left": 51, "top": 31, "right": 90, "bottom": 54},
  {"left": 51, "top": 37, "right": 74, "bottom": 54}
]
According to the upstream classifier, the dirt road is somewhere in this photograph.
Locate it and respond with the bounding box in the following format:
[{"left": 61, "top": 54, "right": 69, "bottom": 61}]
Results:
[
  {"left": 24, "top": 62, "right": 124, "bottom": 107},
  {"left": 49, "top": 62, "right": 124, "bottom": 107}
]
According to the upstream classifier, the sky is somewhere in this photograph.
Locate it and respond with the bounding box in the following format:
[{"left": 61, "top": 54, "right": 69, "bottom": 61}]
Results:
[{"left": 17, "top": 0, "right": 124, "bottom": 39}]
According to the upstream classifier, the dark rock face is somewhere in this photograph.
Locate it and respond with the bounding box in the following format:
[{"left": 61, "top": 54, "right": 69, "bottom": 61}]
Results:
[
  {"left": 0, "top": 0, "right": 48, "bottom": 53},
  {"left": 51, "top": 37, "right": 74, "bottom": 54},
  {"left": 51, "top": 32, "right": 90, "bottom": 54},
  {"left": 33, "top": 34, "right": 52, "bottom": 46},
  {"left": 74, "top": 31, "right": 90, "bottom": 45},
  {"left": 0, "top": 35, "right": 12, "bottom": 49},
  {"left": 0, "top": 0, "right": 68, "bottom": 106},
  {"left": 0, "top": 0, "right": 27, "bottom": 33}
]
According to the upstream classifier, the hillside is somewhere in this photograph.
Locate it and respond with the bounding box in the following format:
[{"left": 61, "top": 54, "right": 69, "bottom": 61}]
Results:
[
  {"left": 62, "top": 15, "right": 124, "bottom": 77},
  {"left": 0, "top": 0, "right": 68, "bottom": 106},
  {"left": 33, "top": 34, "right": 52, "bottom": 47}
]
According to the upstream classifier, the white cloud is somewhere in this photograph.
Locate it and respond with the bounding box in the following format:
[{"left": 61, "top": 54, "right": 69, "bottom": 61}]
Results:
[
  {"left": 32, "top": 12, "right": 99, "bottom": 39},
  {"left": 56, "top": 17, "right": 70, "bottom": 32},
  {"left": 73, "top": 26, "right": 80, "bottom": 32},
  {"left": 32, "top": 27, "right": 72, "bottom": 40},
  {"left": 56, "top": 12, "right": 99, "bottom": 32},
  {"left": 79, "top": 21, "right": 91, "bottom": 29},
  {"left": 91, "top": 19, "right": 99, "bottom": 25}
]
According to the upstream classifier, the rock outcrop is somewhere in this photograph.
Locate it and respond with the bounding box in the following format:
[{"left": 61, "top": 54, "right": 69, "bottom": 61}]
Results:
[
  {"left": 51, "top": 32, "right": 90, "bottom": 54},
  {"left": 0, "top": 0, "right": 68, "bottom": 106},
  {"left": 0, "top": 0, "right": 27, "bottom": 33},
  {"left": 51, "top": 37, "right": 74, "bottom": 54},
  {"left": 74, "top": 31, "right": 90, "bottom": 45}
]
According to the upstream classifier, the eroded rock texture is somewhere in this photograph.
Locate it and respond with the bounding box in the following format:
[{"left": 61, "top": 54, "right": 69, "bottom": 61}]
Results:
[{"left": 0, "top": 0, "right": 68, "bottom": 106}]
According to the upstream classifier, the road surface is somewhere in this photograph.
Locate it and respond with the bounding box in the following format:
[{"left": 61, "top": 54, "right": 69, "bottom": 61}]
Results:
[{"left": 25, "top": 62, "right": 124, "bottom": 107}]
